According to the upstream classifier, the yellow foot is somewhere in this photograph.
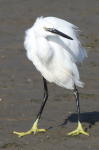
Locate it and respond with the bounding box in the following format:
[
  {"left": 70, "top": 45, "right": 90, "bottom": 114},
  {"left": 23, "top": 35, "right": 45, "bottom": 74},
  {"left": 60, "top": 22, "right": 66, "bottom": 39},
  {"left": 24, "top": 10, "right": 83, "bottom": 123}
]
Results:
[
  {"left": 13, "top": 118, "right": 46, "bottom": 137},
  {"left": 67, "top": 121, "right": 89, "bottom": 136}
]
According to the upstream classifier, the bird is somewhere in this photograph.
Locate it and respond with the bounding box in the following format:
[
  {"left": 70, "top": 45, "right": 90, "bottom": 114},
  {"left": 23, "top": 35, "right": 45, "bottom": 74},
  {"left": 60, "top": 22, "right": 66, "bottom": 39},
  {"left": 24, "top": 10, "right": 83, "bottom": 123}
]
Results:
[{"left": 13, "top": 16, "right": 89, "bottom": 137}]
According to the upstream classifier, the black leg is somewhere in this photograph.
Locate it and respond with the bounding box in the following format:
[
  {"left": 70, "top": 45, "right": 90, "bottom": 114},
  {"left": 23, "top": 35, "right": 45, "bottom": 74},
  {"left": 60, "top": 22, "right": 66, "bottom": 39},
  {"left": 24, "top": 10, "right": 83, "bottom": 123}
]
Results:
[
  {"left": 74, "top": 84, "right": 80, "bottom": 122},
  {"left": 67, "top": 84, "right": 89, "bottom": 136},
  {"left": 36, "top": 77, "right": 48, "bottom": 119},
  {"left": 13, "top": 77, "right": 48, "bottom": 137}
]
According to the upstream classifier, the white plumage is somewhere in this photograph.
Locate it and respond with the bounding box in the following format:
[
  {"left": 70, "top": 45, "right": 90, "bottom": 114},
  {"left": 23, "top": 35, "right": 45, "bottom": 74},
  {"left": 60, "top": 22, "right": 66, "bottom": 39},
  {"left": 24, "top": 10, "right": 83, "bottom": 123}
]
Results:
[
  {"left": 24, "top": 16, "right": 87, "bottom": 89},
  {"left": 13, "top": 16, "right": 89, "bottom": 137}
]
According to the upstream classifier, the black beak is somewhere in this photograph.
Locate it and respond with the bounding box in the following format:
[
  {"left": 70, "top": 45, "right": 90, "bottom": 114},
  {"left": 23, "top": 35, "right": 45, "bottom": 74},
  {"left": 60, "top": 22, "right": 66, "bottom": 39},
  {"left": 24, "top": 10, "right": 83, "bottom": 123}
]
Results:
[{"left": 43, "top": 27, "right": 73, "bottom": 40}]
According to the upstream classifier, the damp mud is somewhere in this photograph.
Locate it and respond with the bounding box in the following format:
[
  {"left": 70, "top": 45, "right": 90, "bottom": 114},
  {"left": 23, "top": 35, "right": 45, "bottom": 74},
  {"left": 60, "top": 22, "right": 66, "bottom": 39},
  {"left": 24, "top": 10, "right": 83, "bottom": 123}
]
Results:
[{"left": 0, "top": 0, "right": 99, "bottom": 149}]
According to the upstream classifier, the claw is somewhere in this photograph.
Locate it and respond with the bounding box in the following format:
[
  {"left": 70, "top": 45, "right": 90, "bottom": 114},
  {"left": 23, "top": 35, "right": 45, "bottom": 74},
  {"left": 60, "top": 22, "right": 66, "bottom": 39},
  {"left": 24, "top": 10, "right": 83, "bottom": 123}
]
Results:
[
  {"left": 13, "top": 118, "right": 46, "bottom": 137},
  {"left": 67, "top": 121, "right": 89, "bottom": 136}
]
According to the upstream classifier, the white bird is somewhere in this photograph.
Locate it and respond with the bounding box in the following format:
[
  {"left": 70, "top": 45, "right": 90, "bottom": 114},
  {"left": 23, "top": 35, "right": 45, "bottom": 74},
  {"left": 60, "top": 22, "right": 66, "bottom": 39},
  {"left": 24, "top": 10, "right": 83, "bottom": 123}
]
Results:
[{"left": 13, "top": 16, "right": 89, "bottom": 137}]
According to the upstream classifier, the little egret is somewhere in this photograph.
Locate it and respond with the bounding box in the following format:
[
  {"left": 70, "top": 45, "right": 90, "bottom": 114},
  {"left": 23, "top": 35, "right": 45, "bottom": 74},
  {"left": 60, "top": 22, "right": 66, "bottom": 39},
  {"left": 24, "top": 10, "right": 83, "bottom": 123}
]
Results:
[{"left": 13, "top": 16, "right": 89, "bottom": 137}]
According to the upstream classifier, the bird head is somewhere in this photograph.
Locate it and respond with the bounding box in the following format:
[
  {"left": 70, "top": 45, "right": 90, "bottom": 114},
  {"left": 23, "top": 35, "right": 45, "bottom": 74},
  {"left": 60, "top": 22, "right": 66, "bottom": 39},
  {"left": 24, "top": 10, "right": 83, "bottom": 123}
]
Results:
[
  {"left": 34, "top": 17, "right": 55, "bottom": 38},
  {"left": 34, "top": 16, "right": 73, "bottom": 40}
]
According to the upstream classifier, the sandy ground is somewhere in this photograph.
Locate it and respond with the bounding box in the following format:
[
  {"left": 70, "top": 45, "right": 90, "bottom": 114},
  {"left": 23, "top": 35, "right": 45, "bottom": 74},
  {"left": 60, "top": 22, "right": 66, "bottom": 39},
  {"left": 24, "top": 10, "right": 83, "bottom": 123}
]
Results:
[{"left": 0, "top": 0, "right": 99, "bottom": 149}]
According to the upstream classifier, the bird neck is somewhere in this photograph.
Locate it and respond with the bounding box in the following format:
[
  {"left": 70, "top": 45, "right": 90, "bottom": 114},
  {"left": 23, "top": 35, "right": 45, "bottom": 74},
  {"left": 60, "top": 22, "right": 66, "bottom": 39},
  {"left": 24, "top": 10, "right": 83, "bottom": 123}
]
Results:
[{"left": 35, "top": 37, "right": 53, "bottom": 63}]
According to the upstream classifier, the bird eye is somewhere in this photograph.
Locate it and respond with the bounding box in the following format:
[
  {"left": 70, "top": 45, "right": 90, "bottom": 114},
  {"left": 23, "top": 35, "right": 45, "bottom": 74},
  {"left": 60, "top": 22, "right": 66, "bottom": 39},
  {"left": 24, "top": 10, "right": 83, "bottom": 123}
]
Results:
[{"left": 43, "top": 27, "right": 47, "bottom": 31}]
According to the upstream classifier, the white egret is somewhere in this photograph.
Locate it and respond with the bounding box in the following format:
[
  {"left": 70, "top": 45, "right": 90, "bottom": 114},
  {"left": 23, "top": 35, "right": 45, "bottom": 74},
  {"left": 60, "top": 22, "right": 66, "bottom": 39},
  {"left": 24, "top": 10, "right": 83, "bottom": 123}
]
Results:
[{"left": 13, "top": 16, "right": 89, "bottom": 137}]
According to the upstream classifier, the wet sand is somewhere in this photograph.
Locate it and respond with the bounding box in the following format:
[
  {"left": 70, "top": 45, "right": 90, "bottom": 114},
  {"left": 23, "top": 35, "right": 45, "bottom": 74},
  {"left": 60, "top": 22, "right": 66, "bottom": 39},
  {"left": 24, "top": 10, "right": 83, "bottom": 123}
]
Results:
[{"left": 0, "top": 0, "right": 99, "bottom": 149}]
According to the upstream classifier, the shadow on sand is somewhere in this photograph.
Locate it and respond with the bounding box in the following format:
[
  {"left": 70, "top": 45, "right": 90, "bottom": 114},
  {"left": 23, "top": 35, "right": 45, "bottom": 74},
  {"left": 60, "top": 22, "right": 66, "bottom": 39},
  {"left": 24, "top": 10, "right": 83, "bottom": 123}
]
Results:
[
  {"left": 61, "top": 111, "right": 99, "bottom": 129},
  {"left": 47, "top": 111, "right": 99, "bottom": 131}
]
